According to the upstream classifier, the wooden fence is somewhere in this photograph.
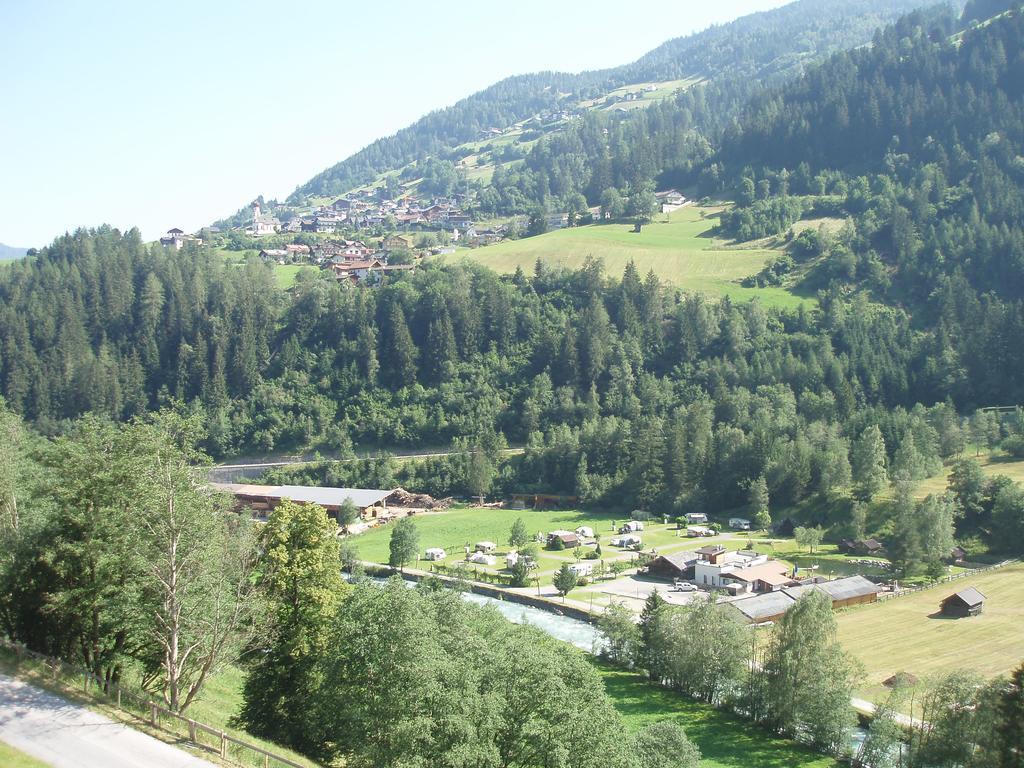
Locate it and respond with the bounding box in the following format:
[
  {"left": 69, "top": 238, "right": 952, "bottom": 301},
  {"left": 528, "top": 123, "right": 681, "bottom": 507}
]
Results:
[
  {"left": 871, "top": 558, "right": 1019, "bottom": 604},
  {"left": 0, "top": 637, "right": 309, "bottom": 768}
]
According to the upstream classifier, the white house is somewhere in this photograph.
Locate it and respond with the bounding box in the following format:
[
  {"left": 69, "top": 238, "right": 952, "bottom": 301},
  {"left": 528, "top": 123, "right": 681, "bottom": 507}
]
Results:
[
  {"left": 424, "top": 547, "right": 446, "bottom": 561},
  {"left": 575, "top": 526, "right": 595, "bottom": 539},
  {"left": 619, "top": 521, "right": 644, "bottom": 533},
  {"left": 475, "top": 541, "right": 497, "bottom": 554},
  {"left": 469, "top": 551, "right": 496, "bottom": 566},
  {"left": 729, "top": 517, "right": 752, "bottom": 530},
  {"left": 693, "top": 547, "right": 793, "bottom": 594}
]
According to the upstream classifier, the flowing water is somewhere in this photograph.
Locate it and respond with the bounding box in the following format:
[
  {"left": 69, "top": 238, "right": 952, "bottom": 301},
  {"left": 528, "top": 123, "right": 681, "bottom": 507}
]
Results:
[{"left": 363, "top": 574, "right": 868, "bottom": 753}]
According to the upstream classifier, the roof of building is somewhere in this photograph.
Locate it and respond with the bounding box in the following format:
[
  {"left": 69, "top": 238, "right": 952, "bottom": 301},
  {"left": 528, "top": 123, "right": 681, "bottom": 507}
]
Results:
[
  {"left": 651, "top": 552, "right": 698, "bottom": 571},
  {"left": 213, "top": 483, "right": 392, "bottom": 509},
  {"left": 695, "top": 545, "right": 726, "bottom": 555},
  {"left": 729, "top": 562, "right": 795, "bottom": 587},
  {"left": 729, "top": 591, "right": 796, "bottom": 622},
  {"left": 783, "top": 575, "right": 880, "bottom": 602},
  {"left": 945, "top": 586, "right": 986, "bottom": 607}
]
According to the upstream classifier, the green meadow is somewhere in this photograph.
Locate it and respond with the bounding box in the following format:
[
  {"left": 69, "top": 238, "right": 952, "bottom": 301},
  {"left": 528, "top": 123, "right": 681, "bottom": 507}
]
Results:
[
  {"left": 453, "top": 206, "right": 813, "bottom": 309},
  {"left": 595, "top": 663, "right": 839, "bottom": 768}
]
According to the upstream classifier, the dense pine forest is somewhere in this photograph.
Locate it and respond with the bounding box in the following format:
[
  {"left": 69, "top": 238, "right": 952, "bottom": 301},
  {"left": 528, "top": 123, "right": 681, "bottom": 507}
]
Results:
[{"left": 3, "top": 4, "right": 1024, "bottom": 563}]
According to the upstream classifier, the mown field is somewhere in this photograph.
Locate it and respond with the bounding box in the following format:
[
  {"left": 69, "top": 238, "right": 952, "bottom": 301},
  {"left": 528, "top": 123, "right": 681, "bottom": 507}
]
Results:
[
  {"left": 594, "top": 663, "right": 839, "bottom": 768},
  {"left": 452, "top": 206, "right": 812, "bottom": 308},
  {"left": 836, "top": 561, "right": 1024, "bottom": 702}
]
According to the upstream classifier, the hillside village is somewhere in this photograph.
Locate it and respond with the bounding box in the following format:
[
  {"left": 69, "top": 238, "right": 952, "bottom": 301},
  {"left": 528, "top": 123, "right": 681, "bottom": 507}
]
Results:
[{"left": 160, "top": 185, "right": 689, "bottom": 286}]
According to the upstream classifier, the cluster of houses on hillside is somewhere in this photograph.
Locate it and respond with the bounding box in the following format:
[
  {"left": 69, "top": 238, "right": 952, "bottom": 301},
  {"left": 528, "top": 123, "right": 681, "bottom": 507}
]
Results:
[
  {"left": 256, "top": 236, "right": 418, "bottom": 286},
  {"left": 159, "top": 228, "right": 203, "bottom": 250}
]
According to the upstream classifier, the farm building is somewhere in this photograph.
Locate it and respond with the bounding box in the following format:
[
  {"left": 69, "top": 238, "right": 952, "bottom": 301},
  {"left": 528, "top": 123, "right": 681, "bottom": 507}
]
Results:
[
  {"left": 940, "top": 587, "right": 986, "bottom": 618},
  {"left": 547, "top": 531, "right": 581, "bottom": 548},
  {"left": 839, "top": 538, "right": 885, "bottom": 556},
  {"left": 510, "top": 493, "right": 578, "bottom": 509},
  {"left": 645, "top": 552, "right": 699, "bottom": 581},
  {"left": 727, "top": 575, "right": 882, "bottom": 624},
  {"left": 783, "top": 575, "right": 881, "bottom": 609},
  {"left": 214, "top": 483, "right": 393, "bottom": 522},
  {"left": 727, "top": 590, "right": 797, "bottom": 624}
]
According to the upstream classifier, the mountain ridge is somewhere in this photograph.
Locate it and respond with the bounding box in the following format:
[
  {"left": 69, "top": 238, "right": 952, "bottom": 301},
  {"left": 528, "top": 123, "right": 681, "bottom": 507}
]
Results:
[{"left": 279, "top": 0, "right": 930, "bottom": 206}]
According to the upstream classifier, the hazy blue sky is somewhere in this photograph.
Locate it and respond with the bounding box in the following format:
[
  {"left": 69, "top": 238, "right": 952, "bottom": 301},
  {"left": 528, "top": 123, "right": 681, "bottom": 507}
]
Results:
[{"left": 0, "top": 0, "right": 787, "bottom": 246}]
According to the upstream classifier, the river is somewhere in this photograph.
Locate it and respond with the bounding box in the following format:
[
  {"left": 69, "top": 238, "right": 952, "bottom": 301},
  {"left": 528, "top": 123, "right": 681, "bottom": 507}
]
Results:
[{"left": 363, "top": 575, "right": 869, "bottom": 755}]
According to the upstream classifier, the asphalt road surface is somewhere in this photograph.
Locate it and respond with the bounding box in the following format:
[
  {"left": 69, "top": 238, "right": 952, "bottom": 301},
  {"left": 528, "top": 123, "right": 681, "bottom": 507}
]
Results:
[{"left": 0, "top": 674, "right": 215, "bottom": 768}]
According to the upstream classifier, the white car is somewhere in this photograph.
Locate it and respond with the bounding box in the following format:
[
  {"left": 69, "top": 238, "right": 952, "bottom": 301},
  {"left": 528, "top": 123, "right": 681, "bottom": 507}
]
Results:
[{"left": 672, "top": 580, "right": 698, "bottom": 592}]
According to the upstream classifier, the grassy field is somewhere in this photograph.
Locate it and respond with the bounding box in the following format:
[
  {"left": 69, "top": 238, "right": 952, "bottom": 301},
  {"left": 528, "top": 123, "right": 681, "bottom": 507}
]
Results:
[
  {"left": 348, "top": 506, "right": 626, "bottom": 575},
  {"left": 913, "top": 451, "right": 1024, "bottom": 499},
  {"left": 272, "top": 264, "right": 304, "bottom": 289},
  {"left": 451, "top": 206, "right": 813, "bottom": 308},
  {"left": 595, "top": 663, "right": 838, "bottom": 768},
  {"left": 0, "top": 741, "right": 50, "bottom": 768},
  {"left": 837, "top": 561, "right": 1024, "bottom": 702}
]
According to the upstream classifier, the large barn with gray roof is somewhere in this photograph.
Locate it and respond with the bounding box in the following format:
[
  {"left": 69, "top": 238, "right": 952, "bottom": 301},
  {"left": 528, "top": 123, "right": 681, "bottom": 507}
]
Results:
[
  {"left": 213, "top": 483, "right": 394, "bottom": 522},
  {"left": 726, "top": 575, "right": 882, "bottom": 623}
]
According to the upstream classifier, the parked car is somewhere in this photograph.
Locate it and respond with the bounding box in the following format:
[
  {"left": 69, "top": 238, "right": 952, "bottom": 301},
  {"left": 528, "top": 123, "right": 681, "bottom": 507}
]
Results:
[{"left": 673, "top": 580, "right": 698, "bottom": 592}]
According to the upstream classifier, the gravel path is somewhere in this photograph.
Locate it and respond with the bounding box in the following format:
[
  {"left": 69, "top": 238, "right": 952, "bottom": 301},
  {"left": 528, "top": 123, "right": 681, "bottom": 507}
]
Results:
[{"left": 0, "top": 674, "right": 215, "bottom": 768}]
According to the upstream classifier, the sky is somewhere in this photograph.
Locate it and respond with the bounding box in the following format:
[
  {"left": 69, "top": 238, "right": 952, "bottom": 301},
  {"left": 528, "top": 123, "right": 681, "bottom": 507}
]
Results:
[{"left": 0, "top": 0, "right": 788, "bottom": 247}]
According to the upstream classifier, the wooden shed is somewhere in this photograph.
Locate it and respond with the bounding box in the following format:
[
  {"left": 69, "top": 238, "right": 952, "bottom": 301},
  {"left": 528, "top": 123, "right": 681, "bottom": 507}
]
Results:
[
  {"left": 940, "top": 587, "right": 985, "bottom": 618},
  {"left": 645, "top": 553, "right": 698, "bottom": 581}
]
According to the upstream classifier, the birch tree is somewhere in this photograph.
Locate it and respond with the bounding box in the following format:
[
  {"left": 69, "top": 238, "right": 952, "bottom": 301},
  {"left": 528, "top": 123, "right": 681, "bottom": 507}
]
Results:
[{"left": 131, "top": 410, "right": 260, "bottom": 713}]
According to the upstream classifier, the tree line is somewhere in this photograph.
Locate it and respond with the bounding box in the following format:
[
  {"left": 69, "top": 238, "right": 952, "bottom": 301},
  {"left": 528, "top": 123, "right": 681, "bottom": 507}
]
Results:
[{"left": 598, "top": 590, "right": 1024, "bottom": 765}]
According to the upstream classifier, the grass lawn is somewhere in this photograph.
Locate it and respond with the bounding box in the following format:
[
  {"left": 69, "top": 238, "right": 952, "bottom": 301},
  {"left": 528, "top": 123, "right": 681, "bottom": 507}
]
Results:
[
  {"left": 913, "top": 451, "right": 1024, "bottom": 500},
  {"left": 348, "top": 506, "right": 621, "bottom": 571},
  {"left": 0, "top": 741, "right": 51, "bottom": 768},
  {"left": 836, "top": 561, "right": 1024, "bottom": 702},
  {"left": 449, "top": 206, "right": 813, "bottom": 309},
  {"left": 594, "top": 662, "right": 839, "bottom": 768},
  {"left": 347, "top": 506, "right": 750, "bottom": 579},
  {"left": 761, "top": 540, "right": 892, "bottom": 580},
  {"left": 272, "top": 264, "right": 304, "bottom": 289}
]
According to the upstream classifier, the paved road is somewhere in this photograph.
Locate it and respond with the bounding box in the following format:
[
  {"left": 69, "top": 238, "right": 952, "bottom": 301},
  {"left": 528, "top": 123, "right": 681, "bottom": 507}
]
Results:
[{"left": 0, "top": 674, "right": 215, "bottom": 768}]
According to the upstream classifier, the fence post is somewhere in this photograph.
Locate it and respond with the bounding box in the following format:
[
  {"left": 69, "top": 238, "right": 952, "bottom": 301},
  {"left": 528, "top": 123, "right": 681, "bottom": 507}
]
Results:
[
  {"left": 150, "top": 703, "right": 158, "bottom": 727},
  {"left": 264, "top": 754, "right": 270, "bottom": 768},
  {"left": 188, "top": 719, "right": 196, "bottom": 743},
  {"left": 117, "top": 687, "right": 121, "bottom": 709},
  {"left": 219, "top": 732, "right": 227, "bottom": 758}
]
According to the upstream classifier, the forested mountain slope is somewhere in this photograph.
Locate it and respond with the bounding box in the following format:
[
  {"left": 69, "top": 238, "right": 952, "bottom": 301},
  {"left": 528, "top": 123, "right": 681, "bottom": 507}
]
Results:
[
  {"left": 702, "top": 5, "right": 1024, "bottom": 407},
  {"left": 288, "top": 0, "right": 927, "bottom": 203}
]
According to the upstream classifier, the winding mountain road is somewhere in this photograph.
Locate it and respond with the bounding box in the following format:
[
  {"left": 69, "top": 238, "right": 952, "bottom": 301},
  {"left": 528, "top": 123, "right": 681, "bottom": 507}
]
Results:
[{"left": 0, "top": 674, "right": 215, "bottom": 768}]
